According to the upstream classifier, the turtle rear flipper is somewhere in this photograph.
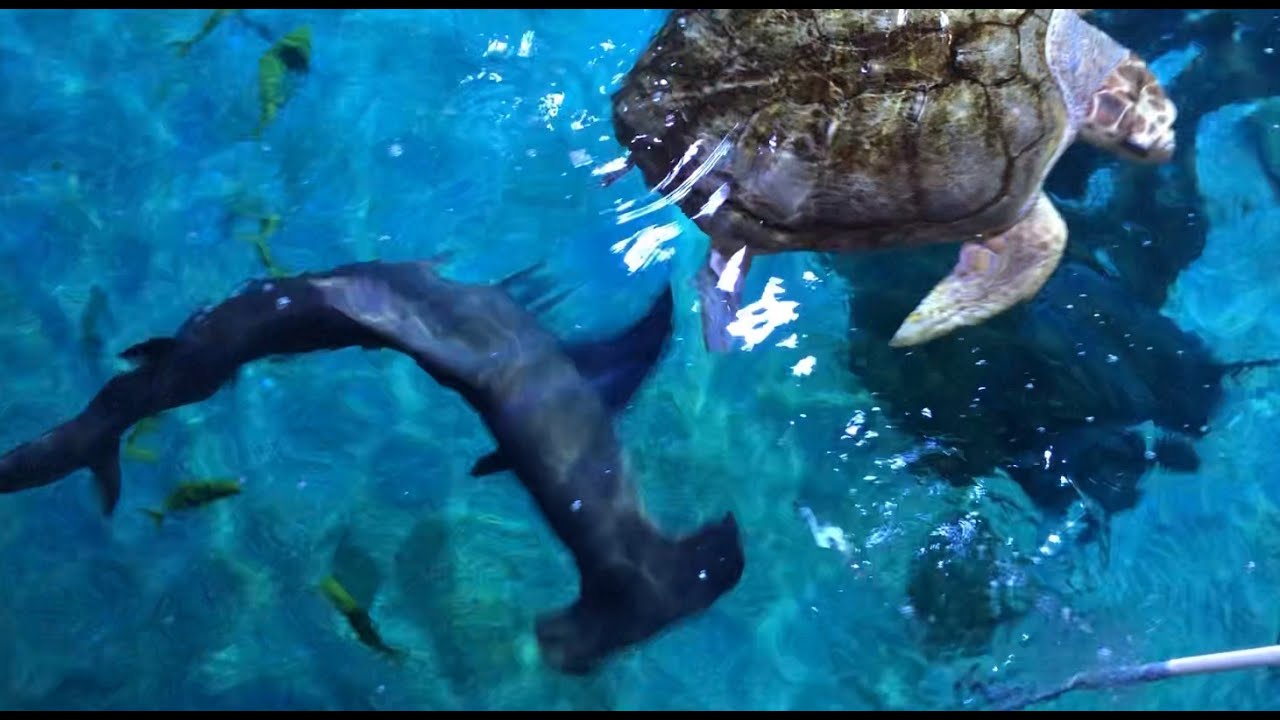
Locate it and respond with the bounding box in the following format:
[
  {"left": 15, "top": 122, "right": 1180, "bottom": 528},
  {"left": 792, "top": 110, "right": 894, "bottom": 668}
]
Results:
[{"left": 890, "top": 192, "right": 1067, "bottom": 347}]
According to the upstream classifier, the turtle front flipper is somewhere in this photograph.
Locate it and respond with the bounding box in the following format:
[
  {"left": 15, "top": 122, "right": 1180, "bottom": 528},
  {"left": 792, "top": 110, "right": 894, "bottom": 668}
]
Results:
[
  {"left": 889, "top": 192, "right": 1066, "bottom": 348},
  {"left": 1077, "top": 52, "right": 1176, "bottom": 164},
  {"left": 697, "top": 246, "right": 753, "bottom": 353}
]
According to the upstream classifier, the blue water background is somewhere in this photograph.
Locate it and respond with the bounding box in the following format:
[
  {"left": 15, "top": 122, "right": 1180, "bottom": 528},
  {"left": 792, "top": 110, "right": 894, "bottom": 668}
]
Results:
[{"left": 0, "top": 9, "right": 1278, "bottom": 710}]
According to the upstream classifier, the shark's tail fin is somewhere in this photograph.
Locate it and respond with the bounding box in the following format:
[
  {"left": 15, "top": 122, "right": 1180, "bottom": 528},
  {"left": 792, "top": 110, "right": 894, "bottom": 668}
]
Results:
[
  {"left": 0, "top": 414, "right": 126, "bottom": 516},
  {"left": 0, "top": 336, "right": 179, "bottom": 514},
  {"left": 534, "top": 512, "right": 745, "bottom": 674}
]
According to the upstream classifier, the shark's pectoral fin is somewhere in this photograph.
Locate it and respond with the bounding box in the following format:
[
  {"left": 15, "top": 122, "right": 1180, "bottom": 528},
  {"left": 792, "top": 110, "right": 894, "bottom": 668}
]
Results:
[
  {"left": 90, "top": 444, "right": 123, "bottom": 515},
  {"left": 469, "top": 449, "right": 512, "bottom": 478}
]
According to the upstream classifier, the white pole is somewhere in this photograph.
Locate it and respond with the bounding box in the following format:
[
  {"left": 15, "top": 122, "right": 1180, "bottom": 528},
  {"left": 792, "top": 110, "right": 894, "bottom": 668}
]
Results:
[
  {"left": 989, "top": 643, "right": 1280, "bottom": 710},
  {"left": 1163, "top": 644, "right": 1280, "bottom": 677}
]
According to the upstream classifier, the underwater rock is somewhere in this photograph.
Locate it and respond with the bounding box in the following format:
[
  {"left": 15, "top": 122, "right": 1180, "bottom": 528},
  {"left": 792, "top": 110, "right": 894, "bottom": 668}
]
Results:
[
  {"left": 1175, "top": 99, "right": 1280, "bottom": 356},
  {"left": 392, "top": 515, "right": 528, "bottom": 703},
  {"left": 1246, "top": 96, "right": 1280, "bottom": 190},
  {"left": 905, "top": 512, "right": 1032, "bottom": 659},
  {"left": 1193, "top": 101, "right": 1280, "bottom": 230}
]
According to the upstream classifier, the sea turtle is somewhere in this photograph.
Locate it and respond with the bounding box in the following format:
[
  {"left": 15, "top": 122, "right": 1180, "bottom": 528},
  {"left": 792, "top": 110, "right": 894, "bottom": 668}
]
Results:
[{"left": 610, "top": 9, "right": 1177, "bottom": 351}]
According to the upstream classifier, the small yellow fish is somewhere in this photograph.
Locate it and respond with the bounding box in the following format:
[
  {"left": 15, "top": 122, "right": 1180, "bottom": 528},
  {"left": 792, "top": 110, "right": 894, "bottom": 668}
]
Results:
[
  {"left": 228, "top": 201, "right": 288, "bottom": 277},
  {"left": 123, "top": 446, "right": 160, "bottom": 464},
  {"left": 319, "top": 575, "right": 406, "bottom": 661},
  {"left": 172, "top": 9, "right": 241, "bottom": 58},
  {"left": 142, "top": 478, "right": 242, "bottom": 526},
  {"left": 249, "top": 214, "right": 288, "bottom": 278},
  {"left": 256, "top": 25, "right": 312, "bottom": 137},
  {"left": 123, "top": 415, "right": 164, "bottom": 464},
  {"left": 127, "top": 415, "right": 162, "bottom": 440}
]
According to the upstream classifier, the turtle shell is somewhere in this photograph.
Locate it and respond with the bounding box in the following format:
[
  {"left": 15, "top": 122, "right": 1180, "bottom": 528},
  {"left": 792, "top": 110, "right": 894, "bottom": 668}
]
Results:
[{"left": 611, "top": 10, "right": 1074, "bottom": 253}]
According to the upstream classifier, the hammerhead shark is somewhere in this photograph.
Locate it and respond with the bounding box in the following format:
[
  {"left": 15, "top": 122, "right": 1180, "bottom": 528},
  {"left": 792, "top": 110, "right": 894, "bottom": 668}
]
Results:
[{"left": 0, "top": 259, "right": 745, "bottom": 674}]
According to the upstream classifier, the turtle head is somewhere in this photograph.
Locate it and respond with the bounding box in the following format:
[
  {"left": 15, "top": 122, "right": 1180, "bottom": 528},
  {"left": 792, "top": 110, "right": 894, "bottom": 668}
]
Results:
[{"left": 1080, "top": 53, "right": 1177, "bottom": 163}]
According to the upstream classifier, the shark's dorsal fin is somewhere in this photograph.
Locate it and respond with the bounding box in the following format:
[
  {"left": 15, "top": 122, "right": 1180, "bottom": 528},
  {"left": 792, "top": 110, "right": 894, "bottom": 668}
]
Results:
[{"left": 120, "top": 337, "right": 179, "bottom": 367}]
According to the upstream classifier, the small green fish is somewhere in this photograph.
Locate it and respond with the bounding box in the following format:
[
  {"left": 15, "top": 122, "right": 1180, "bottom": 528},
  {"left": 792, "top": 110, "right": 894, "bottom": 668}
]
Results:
[
  {"left": 319, "top": 575, "right": 406, "bottom": 661},
  {"left": 128, "top": 415, "right": 162, "bottom": 440},
  {"left": 123, "top": 415, "right": 164, "bottom": 464},
  {"left": 123, "top": 446, "right": 160, "bottom": 464},
  {"left": 256, "top": 25, "right": 312, "bottom": 136},
  {"left": 171, "top": 9, "right": 241, "bottom": 57},
  {"left": 142, "top": 478, "right": 242, "bottom": 526},
  {"left": 249, "top": 214, "right": 288, "bottom": 278}
]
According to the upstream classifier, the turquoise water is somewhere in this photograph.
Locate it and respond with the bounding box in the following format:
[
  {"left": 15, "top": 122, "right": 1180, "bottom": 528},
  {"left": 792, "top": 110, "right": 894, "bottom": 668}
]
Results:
[{"left": 0, "top": 8, "right": 1279, "bottom": 710}]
